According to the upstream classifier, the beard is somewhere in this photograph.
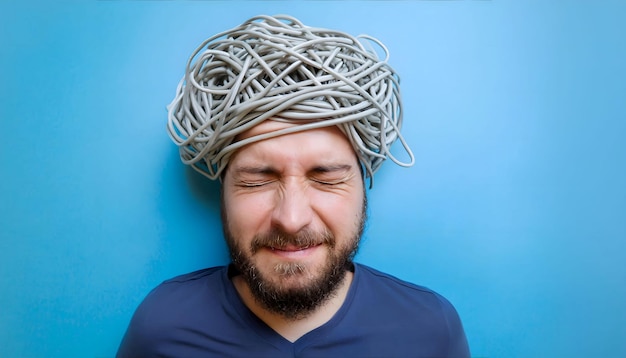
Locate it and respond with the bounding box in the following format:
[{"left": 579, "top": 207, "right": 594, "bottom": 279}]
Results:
[{"left": 222, "top": 198, "right": 367, "bottom": 320}]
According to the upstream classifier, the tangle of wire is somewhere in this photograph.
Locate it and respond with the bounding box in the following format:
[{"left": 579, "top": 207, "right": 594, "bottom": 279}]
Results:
[{"left": 167, "top": 14, "right": 414, "bottom": 186}]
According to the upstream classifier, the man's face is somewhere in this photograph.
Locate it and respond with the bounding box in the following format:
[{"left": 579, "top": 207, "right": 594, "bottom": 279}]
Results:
[{"left": 221, "top": 121, "right": 366, "bottom": 319}]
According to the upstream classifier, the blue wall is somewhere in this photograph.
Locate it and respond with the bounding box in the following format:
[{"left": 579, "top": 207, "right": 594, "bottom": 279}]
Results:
[{"left": 1, "top": 1, "right": 625, "bottom": 357}]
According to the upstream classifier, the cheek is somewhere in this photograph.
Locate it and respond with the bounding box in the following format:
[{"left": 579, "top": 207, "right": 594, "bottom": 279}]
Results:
[
  {"left": 312, "top": 192, "right": 364, "bottom": 236},
  {"left": 224, "top": 192, "right": 275, "bottom": 237}
]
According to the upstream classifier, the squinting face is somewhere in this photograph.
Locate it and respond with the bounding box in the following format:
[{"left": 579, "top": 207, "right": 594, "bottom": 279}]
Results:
[{"left": 221, "top": 121, "right": 366, "bottom": 319}]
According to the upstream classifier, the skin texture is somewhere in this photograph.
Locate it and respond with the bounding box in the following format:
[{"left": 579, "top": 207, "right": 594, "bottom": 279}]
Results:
[{"left": 221, "top": 120, "right": 366, "bottom": 341}]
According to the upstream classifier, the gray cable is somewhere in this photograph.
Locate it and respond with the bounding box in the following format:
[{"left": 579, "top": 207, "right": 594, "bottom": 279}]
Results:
[{"left": 167, "top": 14, "right": 414, "bottom": 186}]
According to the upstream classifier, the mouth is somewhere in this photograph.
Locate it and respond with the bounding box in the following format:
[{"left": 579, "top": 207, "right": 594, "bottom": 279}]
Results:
[
  {"left": 270, "top": 244, "right": 315, "bottom": 252},
  {"left": 266, "top": 243, "right": 322, "bottom": 258}
]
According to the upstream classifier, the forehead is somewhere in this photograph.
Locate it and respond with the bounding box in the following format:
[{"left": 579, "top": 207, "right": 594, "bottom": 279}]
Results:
[{"left": 228, "top": 121, "right": 358, "bottom": 167}]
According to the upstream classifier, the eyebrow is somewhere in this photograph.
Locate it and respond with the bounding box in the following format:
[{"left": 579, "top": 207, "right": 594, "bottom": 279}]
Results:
[
  {"left": 309, "top": 164, "right": 353, "bottom": 174},
  {"left": 231, "top": 165, "right": 278, "bottom": 176},
  {"left": 231, "top": 164, "right": 353, "bottom": 176}
]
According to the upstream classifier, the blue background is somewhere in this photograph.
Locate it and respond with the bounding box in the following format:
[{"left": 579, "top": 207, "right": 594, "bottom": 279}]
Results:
[{"left": 1, "top": 1, "right": 625, "bottom": 357}]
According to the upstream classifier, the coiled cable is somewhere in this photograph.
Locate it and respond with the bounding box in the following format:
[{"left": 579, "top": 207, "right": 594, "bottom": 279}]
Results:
[{"left": 167, "top": 14, "right": 414, "bottom": 186}]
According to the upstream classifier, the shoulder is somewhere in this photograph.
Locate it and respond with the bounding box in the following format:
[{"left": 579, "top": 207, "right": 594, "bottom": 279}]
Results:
[
  {"left": 117, "top": 266, "right": 228, "bottom": 357},
  {"left": 347, "top": 264, "right": 470, "bottom": 356},
  {"left": 355, "top": 263, "right": 448, "bottom": 300},
  {"left": 159, "top": 266, "right": 225, "bottom": 287},
  {"left": 351, "top": 263, "right": 469, "bottom": 356},
  {"left": 138, "top": 266, "right": 225, "bottom": 305},
  {"left": 354, "top": 263, "right": 460, "bottom": 315},
  {"left": 140, "top": 266, "right": 227, "bottom": 315}
]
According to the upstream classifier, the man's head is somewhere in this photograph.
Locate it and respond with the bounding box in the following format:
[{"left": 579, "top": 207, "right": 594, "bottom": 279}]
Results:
[
  {"left": 166, "top": 15, "right": 413, "bottom": 319},
  {"left": 221, "top": 120, "right": 366, "bottom": 319}
]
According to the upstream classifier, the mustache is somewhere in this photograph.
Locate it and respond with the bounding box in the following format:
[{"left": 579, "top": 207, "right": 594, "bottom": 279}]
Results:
[{"left": 250, "top": 228, "right": 335, "bottom": 253}]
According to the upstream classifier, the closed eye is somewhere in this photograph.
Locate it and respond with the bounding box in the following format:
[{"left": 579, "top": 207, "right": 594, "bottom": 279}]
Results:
[
  {"left": 231, "top": 165, "right": 279, "bottom": 188},
  {"left": 237, "top": 180, "right": 275, "bottom": 187},
  {"left": 308, "top": 164, "right": 354, "bottom": 186},
  {"left": 310, "top": 177, "right": 345, "bottom": 186}
]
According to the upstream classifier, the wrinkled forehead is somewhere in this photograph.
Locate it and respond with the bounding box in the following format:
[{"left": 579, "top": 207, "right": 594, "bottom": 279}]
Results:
[
  {"left": 234, "top": 118, "right": 347, "bottom": 142},
  {"left": 232, "top": 120, "right": 357, "bottom": 159},
  {"left": 225, "top": 120, "right": 362, "bottom": 175}
]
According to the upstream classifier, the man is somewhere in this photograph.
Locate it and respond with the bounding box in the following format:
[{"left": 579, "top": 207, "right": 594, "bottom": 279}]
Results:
[{"left": 118, "top": 15, "right": 470, "bottom": 357}]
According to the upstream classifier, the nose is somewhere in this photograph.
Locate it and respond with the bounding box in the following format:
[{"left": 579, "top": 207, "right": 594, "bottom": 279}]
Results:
[{"left": 271, "top": 179, "right": 313, "bottom": 234}]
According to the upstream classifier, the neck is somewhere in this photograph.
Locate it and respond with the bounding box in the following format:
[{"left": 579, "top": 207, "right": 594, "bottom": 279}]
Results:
[{"left": 232, "top": 269, "right": 354, "bottom": 342}]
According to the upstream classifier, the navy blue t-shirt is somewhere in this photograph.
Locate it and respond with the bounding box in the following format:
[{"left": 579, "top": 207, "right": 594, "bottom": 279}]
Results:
[{"left": 117, "top": 264, "right": 470, "bottom": 357}]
